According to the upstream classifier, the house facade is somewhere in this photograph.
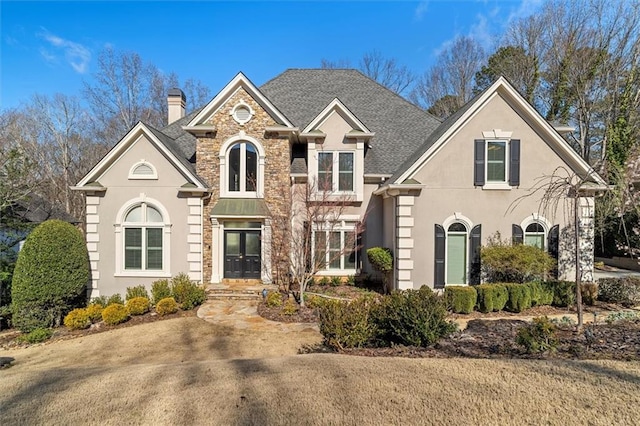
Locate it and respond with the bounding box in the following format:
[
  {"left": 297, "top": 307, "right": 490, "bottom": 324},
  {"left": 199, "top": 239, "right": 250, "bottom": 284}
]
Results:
[{"left": 73, "top": 70, "right": 607, "bottom": 298}]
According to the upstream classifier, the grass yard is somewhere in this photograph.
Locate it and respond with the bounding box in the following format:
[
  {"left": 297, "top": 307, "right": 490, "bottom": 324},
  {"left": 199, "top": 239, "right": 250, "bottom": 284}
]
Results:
[{"left": 1, "top": 317, "right": 639, "bottom": 425}]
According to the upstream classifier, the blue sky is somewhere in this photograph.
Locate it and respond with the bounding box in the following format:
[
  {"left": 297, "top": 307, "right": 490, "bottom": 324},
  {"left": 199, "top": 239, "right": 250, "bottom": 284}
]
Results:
[{"left": 0, "top": 0, "right": 543, "bottom": 110}]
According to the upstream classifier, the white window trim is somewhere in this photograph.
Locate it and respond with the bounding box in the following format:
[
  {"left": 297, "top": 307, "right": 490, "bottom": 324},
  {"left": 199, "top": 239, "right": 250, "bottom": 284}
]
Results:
[
  {"left": 230, "top": 100, "right": 255, "bottom": 125},
  {"left": 114, "top": 196, "right": 172, "bottom": 277},
  {"left": 219, "top": 134, "right": 265, "bottom": 198},
  {"left": 315, "top": 150, "right": 356, "bottom": 195},
  {"left": 521, "top": 214, "right": 551, "bottom": 250},
  {"left": 128, "top": 160, "right": 158, "bottom": 180},
  {"left": 312, "top": 219, "right": 359, "bottom": 274},
  {"left": 483, "top": 139, "right": 510, "bottom": 190}
]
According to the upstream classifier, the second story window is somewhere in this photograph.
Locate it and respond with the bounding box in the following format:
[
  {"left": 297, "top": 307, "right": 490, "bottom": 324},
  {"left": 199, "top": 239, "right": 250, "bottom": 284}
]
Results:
[
  {"left": 486, "top": 141, "right": 507, "bottom": 183},
  {"left": 317, "top": 151, "right": 354, "bottom": 193},
  {"left": 228, "top": 142, "right": 258, "bottom": 193}
]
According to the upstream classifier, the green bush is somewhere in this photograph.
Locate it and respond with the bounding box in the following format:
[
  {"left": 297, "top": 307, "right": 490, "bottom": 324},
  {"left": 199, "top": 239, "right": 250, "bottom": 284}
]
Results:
[
  {"left": 366, "top": 247, "right": 393, "bottom": 273},
  {"left": 171, "top": 273, "right": 206, "bottom": 310},
  {"left": 317, "top": 276, "right": 331, "bottom": 286},
  {"left": 91, "top": 295, "right": 109, "bottom": 307},
  {"left": 444, "top": 286, "right": 477, "bottom": 314},
  {"left": 318, "top": 297, "right": 377, "bottom": 350},
  {"left": 597, "top": 277, "right": 640, "bottom": 307},
  {"left": 525, "top": 282, "right": 553, "bottom": 307},
  {"left": 11, "top": 220, "right": 90, "bottom": 331},
  {"left": 126, "top": 297, "right": 150, "bottom": 316},
  {"left": 305, "top": 294, "right": 324, "bottom": 309},
  {"left": 475, "top": 284, "right": 506, "bottom": 313},
  {"left": 374, "top": 287, "right": 457, "bottom": 347},
  {"left": 346, "top": 275, "right": 356, "bottom": 286},
  {"left": 107, "top": 294, "right": 124, "bottom": 306},
  {"left": 101, "top": 303, "right": 129, "bottom": 325},
  {"left": 85, "top": 304, "right": 103, "bottom": 323},
  {"left": 125, "top": 285, "right": 149, "bottom": 301},
  {"left": 544, "top": 280, "right": 575, "bottom": 307},
  {"left": 516, "top": 317, "right": 558, "bottom": 353},
  {"left": 151, "top": 279, "right": 172, "bottom": 305},
  {"left": 493, "top": 284, "right": 509, "bottom": 311},
  {"left": 581, "top": 283, "right": 598, "bottom": 306},
  {"left": 156, "top": 297, "right": 178, "bottom": 316},
  {"left": 265, "top": 292, "right": 284, "bottom": 307},
  {"left": 282, "top": 299, "right": 299, "bottom": 315},
  {"left": 481, "top": 239, "right": 555, "bottom": 283},
  {"left": 504, "top": 284, "right": 532, "bottom": 313},
  {"left": 63, "top": 308, "right": 91, "bottom": 330},
  {"left": 18, "top": 327, "right": 53, "bottom": 344},
  {"left": 330, "top": 276, "right": 342, "bottom": 287}
]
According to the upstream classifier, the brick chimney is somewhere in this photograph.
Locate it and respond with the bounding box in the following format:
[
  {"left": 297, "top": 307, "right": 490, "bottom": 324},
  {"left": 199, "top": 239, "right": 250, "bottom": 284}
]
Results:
[{"left": 167, "top": 88, "right": 186, "bottom": 124}]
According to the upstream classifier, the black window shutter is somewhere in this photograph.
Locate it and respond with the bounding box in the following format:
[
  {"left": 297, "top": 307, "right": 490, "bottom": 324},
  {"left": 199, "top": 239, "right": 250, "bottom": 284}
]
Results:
[
  {"left": 548, "top": 225, "right": 559, "bottom": 260},
  {"left": 434, "top": 224, "right": 446, "bottom": 289},
  {"left": 512, "top": 224, "right": 524, "bottom": 245},
  {"left": 474, "top": 139, "right": 485, "bottom": 186},
  {"left": 509, "top": 139, "right": 521, "bottom": 186},
  {"left": 469, "top": 224, "right": 482, "bottom": 285}
]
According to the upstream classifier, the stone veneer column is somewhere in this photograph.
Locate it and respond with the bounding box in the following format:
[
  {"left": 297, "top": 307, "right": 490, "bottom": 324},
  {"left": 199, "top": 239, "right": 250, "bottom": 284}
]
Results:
[
  {"left": 187, "top": 197, "right": 203, "bottom": 282},
  {"left": 210, "top": 218, "right": 221, "bottom": 283},
  {"left": 85, "top": 196, "right": 101, "bottom": 298},
  {"left": 396, "top": 195, "right": 415, "bottom": 290}
]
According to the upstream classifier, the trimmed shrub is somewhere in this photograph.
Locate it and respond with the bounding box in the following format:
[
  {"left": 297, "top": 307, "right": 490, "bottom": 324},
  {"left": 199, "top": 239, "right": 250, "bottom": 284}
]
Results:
[
  {"left": 525, "top": 282, "right": 553, "bottom": 307},
  {"left": 171, "top": 273, "right": 206, "bottom": 310},
  {"left": 282, "top": 299, "right": 299, "bottom": 315},
  {"left": 598, "top": 277, "right": 640, "bottom": 307},
  {"left": 107, "top": 294, "right": 124, "bottom": 306},
  {"left": 102, "top": 303, "right": 129, "bottom": 325},
  {"left": 305, "top": 295, "right": 324, "bottom": 309},
  {"left": 318, "top": 297, "right": 377, "bottom": 350},
  {"left": 266, "top": 292, "right": 284, "bottom": 307},
  {"left": 481, "top": 239, "right": 555, "bottom": 283},
  {"left": 126, "top": 285, "right": 149, "bottom": 301},
  {"left": 504, "top": 284, "right": 532, "bottom": 313},
  {"left": 151, "top": 279, "right": 172, "bottom": 305},
  {"left": 330, "top": 276, "right": 341, "bottom": 287},
  {"left": 367, "top": 247, "right": 393, "bottom": 293},
  {"left": 126, "top": 297, "right": 150, "bottom": 316},
  {"left": 544, "top": 280, "right": 575, "bottom": 307},
  {"left": 156, "top": 297, "right": 178, "bottom": 316},
  {"left": 18, "top": 327, "right": 53, "bottom": 344},
  {"left": 475, "top": 284, "right": 504, "bottom": 313},
  {"left": 444, "top": 286, "right": 477, "bottom": 314},
  {"left": 581, "top": 283, "right": 598, "bottom": 306},
  {"left": 64, "top": 308, "right": 91, "bottom": 330},
  {"left": 516, "top": 316, "right": 558, "bottom": 353},
  {"left": 493, "top": 284, "right": 509, "bottom": 311},
  {"left": 85, "top": 304, "right": 103, "bottom": 323},
  {"left": 91, "top": 295, "right": 109, "bottom": 307},
  {"left": 374, "top": 287, "right": 457, "bottom": 347},
  {"left": 11, "top": 220, "right": 90, "bottom": 331}
]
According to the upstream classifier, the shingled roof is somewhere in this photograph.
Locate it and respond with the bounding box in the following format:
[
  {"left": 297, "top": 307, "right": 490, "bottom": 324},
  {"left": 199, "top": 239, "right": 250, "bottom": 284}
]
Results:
[{"left": 260, "top": 69, "right": 441, "bottom": 175}]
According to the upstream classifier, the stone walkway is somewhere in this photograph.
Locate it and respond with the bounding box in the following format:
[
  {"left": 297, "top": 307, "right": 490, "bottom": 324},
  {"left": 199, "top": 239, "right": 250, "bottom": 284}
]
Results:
[{"left": 197, "top": 299, "right": 319, "bottom": 333}]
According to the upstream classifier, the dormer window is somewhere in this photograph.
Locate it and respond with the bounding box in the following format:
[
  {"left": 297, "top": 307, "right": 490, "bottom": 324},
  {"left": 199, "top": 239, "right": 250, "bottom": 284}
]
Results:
[
  {"left": 231, "top": 101, "right": 254, "bottom": 125},
  {"left": 129, "top": 161, "right": 157, "bottom": 180},
  {"left": 317, "top": 151, "right": 354, "bottom": 193}
]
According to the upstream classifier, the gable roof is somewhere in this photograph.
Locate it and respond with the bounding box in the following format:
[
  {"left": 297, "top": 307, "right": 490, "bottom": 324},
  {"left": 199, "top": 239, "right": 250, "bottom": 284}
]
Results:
[
  {"left": 302, "top": 97, "right": 373, "bottom": 134},
  {"left": 388, "top": 77, "right": 608, "bottom": 187},
  {"left": 261, "top": 69, "right": 441, "bottom": 175},
  {"left": 75, "top": 121, "right": 207, "bottom": 189}
]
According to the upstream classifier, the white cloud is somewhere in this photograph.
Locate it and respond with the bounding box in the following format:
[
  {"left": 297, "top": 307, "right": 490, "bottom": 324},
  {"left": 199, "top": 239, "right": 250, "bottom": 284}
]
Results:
[
  {"left": 414, "top": 1, "right": 429, "bottom": 21},
  {"left": 38, "top": 29, "right": 91, "bottom": 74},
  {"left": 507, "top": 0, "right": 544, "bottom": 23}
]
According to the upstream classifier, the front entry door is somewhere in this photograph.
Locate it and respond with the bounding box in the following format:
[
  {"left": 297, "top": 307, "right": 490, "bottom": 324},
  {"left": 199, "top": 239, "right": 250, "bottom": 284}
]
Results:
[{"left": 224, "top": 230, "right": 261, "bottom": 279}]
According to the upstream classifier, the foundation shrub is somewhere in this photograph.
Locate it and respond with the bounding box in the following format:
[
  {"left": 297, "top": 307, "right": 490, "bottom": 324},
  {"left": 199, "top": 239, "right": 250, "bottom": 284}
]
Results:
[
  {"left": 85, "top": 303, "right": 103, "bottom": 323},
  {"left": 544, "top": 280, "right": 575, "bottom": 307},
  {"left": 317, "top": 276, "right": 331, "bottom": 286},
  {"left": 126, "top": 297, "right": 150, "bottom": 316},
  {"left": 91, "top": 295, "right": 109, "bottom": 307},
  {"left": 475, "top": 284, "right": 502, "bottom": 313},
  {"left": 283, "top": 299, "right": 299, "bottom": 315},
  {"left": 125, "top": 285, "right": 149, "bottom": 301},
  {"left": 63, "top": 308, "right": 91, "bottom": 330},
  {"left": 151, "top": 279, "right": 172, "bottom": 305},
  {"left": 493, "top": 284, "right": 509, "bottom": 311},
  {"left": 266, "top": 292, "right": 284, "bottom": 307},
  {"left": 444, "top": 286, "right": 477, "bottom": 314},
  {"left": 304, "top": 294, "right": 324, "bottom": 308},
  {"left": 107, "top": 294, "right": 124, "bottom": 306},
  {"left": 330, "top": 276, "right": 342, "bottom": 287},
  {"left": 481, "top": 238, "right": 555, "bottom": 283},
  {"left": 504, "top": 284, "right": 532, "bottom": 313},
  {"left": 581, "top": 283, "right": 598, "bottom": 306},
  {"left": 18, "top": 327, "right": 53, "bottom": 344},
  {"left": 101, "top": 303, "right": 129, "bottom": 325},
  {"left": 156, "top": 297, "right": 178, "bottom": 316},
  {"left": 318, "top": 297, "right": 377, "bottom": 350},
  {"left": 597, "top": 277, "right": 640, "bottom": 307},
  {"left": 525, "top": 282, "right": 554, "bottom": 307},
  {"left": 374, "top": 287, "right": 457, "bottom": 347},
  {"left": 171, "top": 273, "right": 206, "bottom": 310},
  {"left": 516, "top": 316, "right": 558, "bottom": 353}
]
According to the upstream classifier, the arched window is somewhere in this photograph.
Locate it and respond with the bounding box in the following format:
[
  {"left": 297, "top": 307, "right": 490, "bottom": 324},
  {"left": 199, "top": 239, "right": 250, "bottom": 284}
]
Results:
[
  {"left": 123, "top": 203, "right": 164, "bottom": 270},
  {"left": 446, "top": 222, "right": 468, "bottom": 284},
  {"left": 228, "top": 142, "right": 258, "bottom": 193},
  {"left": 525, "top": 222, "right": 546, "bottom": 249},
  {"left": 128, "top": 161, "right": 158, "bottom": 180}
]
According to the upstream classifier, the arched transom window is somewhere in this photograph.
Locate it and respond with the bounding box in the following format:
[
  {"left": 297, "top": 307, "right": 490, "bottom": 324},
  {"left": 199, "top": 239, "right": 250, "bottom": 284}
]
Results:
[
  {"left": 228, "top": 142, "right": 258, "bottom": 193},
  {"left": 123, "top": 203, "right": 164, "bottom": 270}
]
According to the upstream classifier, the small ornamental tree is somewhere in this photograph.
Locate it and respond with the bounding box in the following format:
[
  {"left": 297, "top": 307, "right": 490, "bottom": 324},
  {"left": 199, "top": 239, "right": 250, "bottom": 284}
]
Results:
[
  {"left": 11, "top": 219, "right": 90, "bottom": 331},
  {"left": 367, "top": 247, "right": 393, "bottom": 293}
]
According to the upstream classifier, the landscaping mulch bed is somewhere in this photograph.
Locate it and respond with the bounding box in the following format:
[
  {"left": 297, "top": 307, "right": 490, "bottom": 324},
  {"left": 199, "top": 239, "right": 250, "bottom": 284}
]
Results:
[{"left": 257, "top": 303, "right": 319, "bottom": 323}]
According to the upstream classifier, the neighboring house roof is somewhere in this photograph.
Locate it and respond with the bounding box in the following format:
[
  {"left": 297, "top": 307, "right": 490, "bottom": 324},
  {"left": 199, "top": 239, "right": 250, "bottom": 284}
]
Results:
[
  {"left": 260, "top": 69, "right": 442, "bottom": 175},
  {"left": 387, "top": 77, "right": 608, "bottom": 188},
  {"left": 2, "top": 194, "right": 79, "bottom": 225}
]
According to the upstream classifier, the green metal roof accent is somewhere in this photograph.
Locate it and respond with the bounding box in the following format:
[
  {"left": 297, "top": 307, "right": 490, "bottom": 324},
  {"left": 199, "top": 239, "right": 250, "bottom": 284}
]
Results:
[
  {"left": 86, "top": 181, "right": 104, "bottom": 187},
  {"left": 181, "top": 182, "right": 197, "bottom": 188},
  {"left": 402, "top": 178, "right": 421, "bottom": 184},
  {"left": 210, "top": 198, "right": 271, "bottom": 217}
]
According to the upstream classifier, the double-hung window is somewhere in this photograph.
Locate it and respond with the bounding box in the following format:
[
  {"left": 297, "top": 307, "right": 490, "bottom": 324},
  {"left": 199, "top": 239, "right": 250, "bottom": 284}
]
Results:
[
  {"left": 486, "top": 141, "right": 507, "bottom": 183},
  {"left": 123, "top": 204, "right": 164, "bottom": 271},
  {"left": 474, "top": 138, "right": 520, "bottom": 188},
  {"left": 317, "top": 151, "right": 354, "bottom": 193},
  {"left": 313, "top": 221, "right": 358, "bottom": 271}
]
